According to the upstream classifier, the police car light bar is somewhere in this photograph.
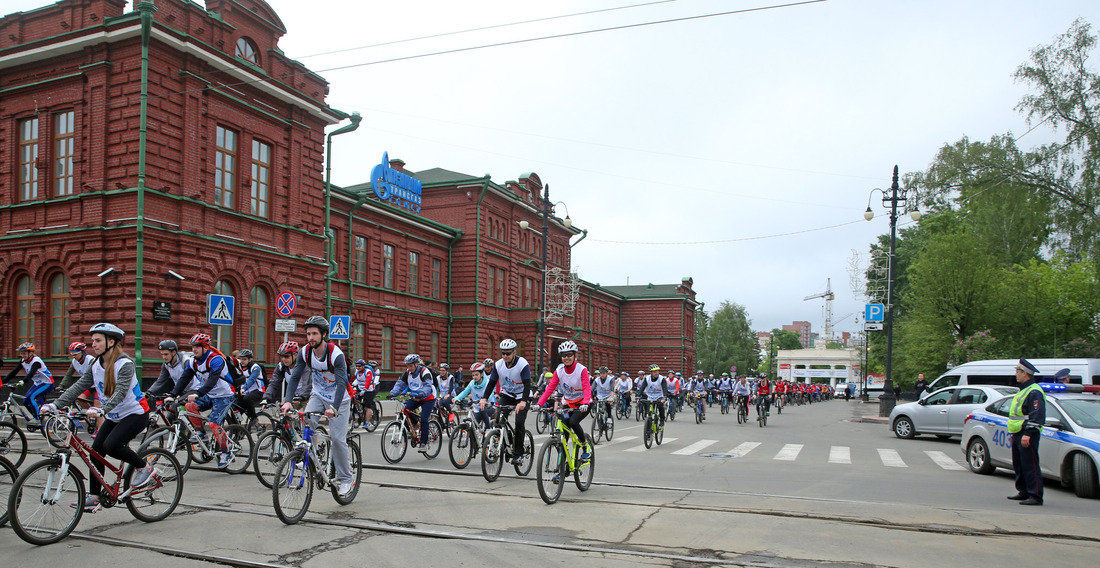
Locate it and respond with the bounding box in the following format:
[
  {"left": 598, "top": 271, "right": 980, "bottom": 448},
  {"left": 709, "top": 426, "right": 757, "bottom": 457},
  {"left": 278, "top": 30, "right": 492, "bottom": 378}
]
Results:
[{"left": 1039, "top": 383, "right": 1100, "bottom": 393}]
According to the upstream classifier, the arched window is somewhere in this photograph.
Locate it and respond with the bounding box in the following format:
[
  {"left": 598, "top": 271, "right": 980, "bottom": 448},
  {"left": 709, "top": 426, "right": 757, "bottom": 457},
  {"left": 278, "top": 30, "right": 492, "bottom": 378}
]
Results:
[
  {"left": 248, "top": 286, "right": 268, "bottom": 361},
  {"left": 235, "top": 37, "right": 259, "bottom": 64},
  {"left": 48, "top": 273, "right": 70, "bottom": 356},
  {"left": 213, "top": 280, "right": 234, "bottom": 354},
  {"left": 16, "top": 276, "right": 34, "bottom": 346}
]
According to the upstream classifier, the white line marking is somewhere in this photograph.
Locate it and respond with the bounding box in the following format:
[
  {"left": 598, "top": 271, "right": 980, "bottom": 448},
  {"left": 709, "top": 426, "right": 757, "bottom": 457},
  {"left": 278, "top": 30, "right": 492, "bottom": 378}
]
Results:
[
  {"left": 598, "top": 435, "right": 638, "bottom": 446},
  {"left": 774, "top": 444, "right": 803, "bottom": 461},
  {"left": 672, "top": 439, "right": 719, "bottom": 456},
  {"left": 925, "top": 450, "right": 966, "bottom": 471},
  {"left": 878, "top": 448, "right": 907, "bottom": 467},
  {"left": 728, "top": 442, "right": 761, "bottom": 458},
  {"left": 625, "top": 438, "right": 678, "bottom": 452},
  {"left": 829, "top": 446, "right": 851, "bottom": 464}
]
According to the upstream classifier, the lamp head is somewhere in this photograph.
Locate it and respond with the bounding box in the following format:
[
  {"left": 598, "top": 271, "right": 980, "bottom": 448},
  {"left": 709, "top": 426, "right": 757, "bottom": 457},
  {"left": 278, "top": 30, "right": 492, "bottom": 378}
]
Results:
[
  {"left": 563, "top": 216, "right": 572, "bottom": 228},
  {"left": 863, "top": 207, "right": 874, "bottom": 221},
  {"left": 519, "top": 220, "right": 530, "bottom": 230},
  {"left": 909, "top": 210, "right": 922, "bottom": 221}
]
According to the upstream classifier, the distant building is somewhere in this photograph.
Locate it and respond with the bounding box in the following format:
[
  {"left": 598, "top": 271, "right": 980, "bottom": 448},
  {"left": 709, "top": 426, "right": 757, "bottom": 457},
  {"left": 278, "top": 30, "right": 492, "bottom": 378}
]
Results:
[
  {"left": 783, "top": 321, "right": 812, "bottom": 349},
  {"left": 757, "top": 331, "right": 771, "bottom": 350}
]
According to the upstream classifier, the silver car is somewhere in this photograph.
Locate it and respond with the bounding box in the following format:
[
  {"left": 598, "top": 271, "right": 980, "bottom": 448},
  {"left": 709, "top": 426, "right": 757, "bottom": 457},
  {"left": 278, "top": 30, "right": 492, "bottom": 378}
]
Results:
[
  {"left": 889, "top": 385, "right": 1019, "bottom": 439},
  {"left": 960, "top": 390, "right": 1100, "bottom": 499}
]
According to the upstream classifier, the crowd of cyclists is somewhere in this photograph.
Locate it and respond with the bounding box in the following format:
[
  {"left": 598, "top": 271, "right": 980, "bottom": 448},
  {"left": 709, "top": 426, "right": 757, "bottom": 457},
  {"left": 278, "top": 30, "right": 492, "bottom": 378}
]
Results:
[{"left": 2, "top": 319, "right": 842, "bottom": 539}]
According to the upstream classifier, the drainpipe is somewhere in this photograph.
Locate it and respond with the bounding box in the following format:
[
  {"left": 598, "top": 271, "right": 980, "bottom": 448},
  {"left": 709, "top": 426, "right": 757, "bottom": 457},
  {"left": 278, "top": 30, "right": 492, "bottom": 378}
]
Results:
[
  {"left": 134, "top": 0, "right": 158, "bottom": 382},
  {"left": 324, "top": 112, "right": 362, "bottom": 317},
  {"left": 445, "top": 230, "right": 462, "bottom": 366},
  {"left": 569, "top": 228, "right": 588, "bottom": 248},
  {"left": 473, "top": 178, "right": 490, "bottom": 360}
]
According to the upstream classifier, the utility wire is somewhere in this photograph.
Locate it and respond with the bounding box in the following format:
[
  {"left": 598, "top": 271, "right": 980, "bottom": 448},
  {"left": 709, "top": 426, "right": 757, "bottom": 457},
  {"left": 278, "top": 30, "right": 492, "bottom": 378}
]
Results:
[{"left": 588, "top": 219, "right": 863, "bottom": 245}]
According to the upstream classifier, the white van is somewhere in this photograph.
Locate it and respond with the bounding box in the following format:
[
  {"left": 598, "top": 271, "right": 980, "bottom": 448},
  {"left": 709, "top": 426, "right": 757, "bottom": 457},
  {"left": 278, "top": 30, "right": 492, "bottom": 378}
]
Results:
[{"left": 922, "top": 358, "right": 1100, "bottom": 398}]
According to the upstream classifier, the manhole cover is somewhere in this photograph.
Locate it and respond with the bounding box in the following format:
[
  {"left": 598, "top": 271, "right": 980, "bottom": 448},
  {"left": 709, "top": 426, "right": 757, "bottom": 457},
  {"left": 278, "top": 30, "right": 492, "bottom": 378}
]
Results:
[{"left": 699, "top": 453, "right": 735, "bottom": 459}]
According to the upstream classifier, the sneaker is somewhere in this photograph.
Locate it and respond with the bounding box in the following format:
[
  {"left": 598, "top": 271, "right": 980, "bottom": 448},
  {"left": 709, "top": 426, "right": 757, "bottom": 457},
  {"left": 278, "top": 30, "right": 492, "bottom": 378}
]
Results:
[
  {"left": 189, "top": 433, "right": 207, "bottom": 444},
  {"left": 72, "top": 495, "right": 101, "bottom": 513},
  {"left": 580, "top": 445, "right": 591, "bottom": 460},
  {"left": 132, "top": 464, "right": 156, "bottom": 487},
  {"left": 509, "top": 456, "right": 524, "bottom": 465},
  {"left": 551, "top": 474, "right": 560, "bottom": 484},
  {"left": 417, "top": 443, "right": 429, "bottom": 453},
  {"left": 338, "top": 481, "right": 355, "bottom": 497},
  {"left": 216, "top": 452, "right": 232, "bottom": 468}
]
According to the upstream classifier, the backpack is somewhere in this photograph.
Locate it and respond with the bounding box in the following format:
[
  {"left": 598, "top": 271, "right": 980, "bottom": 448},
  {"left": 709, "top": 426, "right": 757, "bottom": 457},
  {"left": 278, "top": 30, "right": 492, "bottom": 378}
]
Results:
[
  {"left": 225, "top": 356, "right": 245, "bottom": 390},
  {"left": 305, "top": 342, "right": 341, "bottom": 373}
]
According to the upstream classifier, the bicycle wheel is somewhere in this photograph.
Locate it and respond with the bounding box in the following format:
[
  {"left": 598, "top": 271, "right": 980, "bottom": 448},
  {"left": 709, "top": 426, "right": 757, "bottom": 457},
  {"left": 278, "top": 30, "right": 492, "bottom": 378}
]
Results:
[
  {"left": 42, "top": 414, "right": 75, "bottom": 448},
  {"left": 481, "top": 429, "right": 504, "bottom": 482},
  {"left": 449, "top": 424, "right": 476, "bottom": 469},
  {"left": 424, "top": 420, "right": 443, "bottom": 459},
  {"left": 220, "top": 424, "right": 253, "bottom": 474},
  {"left": 253, "top": 431, "right": 291, "bottom": 489},
  {"left": 365, "top": 401, "right": 382, "bottom": 433},
  {"left": 762, "top": 407, "right": 768, "bottom": 427},
  {"left": 635, "top": 403, "right": 642, "bottom": 422},
  {"left": 656, "top": 416, "right": 664, "bottom": 445},
  {"left": 272, "top": 449, "right": 313, "bottom": 525},
  {"left": 514, "top": 430, "right": 534, "bottom": 476},
  {"left": 777, "top": 400, "right": 783, "bottom": 414},
  {"left": 248, "top": 413, "right": 276, "bottom": 436},
  {"left": 737, "top": 403, "right": 746, "bottom": 425},
  {"left": 0, "top": 421, "right": 28, "bottom": 468},
  {"left": 125, "top": 448, "right": 183, "bottom": 522},
  {"left": 331, "top": 438, "right": 362, "bottom": 505},
  {"left": 604, "top": 412, "right": 615, "bottom": 441},
  {"left": 140, "top": 426, "right": 193, "bottom": 474},
  {"left": 0, "top": 455, "right": 16, "bottom": 527},
  {"left": 574, "top": 433, "right": 595, "bottom": 491},
  {"left": 380, "top": 422, "right": 407, "bottom": 464},
  {"left": 535, "top": 410, "right": 547, "bottom": 434},
  {"left": 536, "top": 439, "right": 566, "bottom": 504},
  {"left": 668, "top": 402, "right": 676, "bottom": 422},
  {"left": 589, "top": 413, "right": 601, "bottom": 446},
  {"left": 695, "top": 403, "right": 702, "bottom": 424},
  {"left": 8, "top": 457, "right": 85, "bottom": 545},
  {"left": 643, "top": 416, "right": 653, "bottom": 449}
]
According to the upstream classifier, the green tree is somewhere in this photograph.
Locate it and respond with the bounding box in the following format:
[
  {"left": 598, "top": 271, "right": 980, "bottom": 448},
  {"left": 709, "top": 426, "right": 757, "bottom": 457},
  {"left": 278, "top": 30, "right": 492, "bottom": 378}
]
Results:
[
  {"left": 695, "top": 301, "right": 759, "bottom": 376},
  {"left": 771, "top": 329, "right": 802, "bottom": 350}
]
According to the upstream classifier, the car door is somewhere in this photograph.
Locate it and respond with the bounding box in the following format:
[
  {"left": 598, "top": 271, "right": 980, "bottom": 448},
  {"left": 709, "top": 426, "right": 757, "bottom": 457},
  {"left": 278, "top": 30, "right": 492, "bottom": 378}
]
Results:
[
  {"left": 920, "top": 388, "right": 957, "bottom": 433},
  {"left": 945, "top": 388, "right": 990, "bottom": 435},
  {"left": 984, "top": 397, "right": 1015, "bottom": 467},
  {"left": 1038, "top": 402, "right": 1070, "bottom": 479}
]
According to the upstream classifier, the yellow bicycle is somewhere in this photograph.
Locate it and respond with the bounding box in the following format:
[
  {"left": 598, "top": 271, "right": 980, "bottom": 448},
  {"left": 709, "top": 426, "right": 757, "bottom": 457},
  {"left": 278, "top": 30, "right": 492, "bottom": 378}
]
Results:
[{"left": 536, "top": 407, "right": 595, "bottom": 504}]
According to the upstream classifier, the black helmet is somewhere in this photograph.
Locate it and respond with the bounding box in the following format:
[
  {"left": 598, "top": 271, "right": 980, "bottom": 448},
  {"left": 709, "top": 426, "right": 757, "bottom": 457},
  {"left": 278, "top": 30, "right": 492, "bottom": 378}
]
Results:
[
  {"left": 303, "top": 315, "right": 329, "bottom": 335},
  {"left": 237, "top": 349, "right": 254, "bottom": 358},
  {"left": 158, "top": 339, "right": 178, "bottom": 351}
]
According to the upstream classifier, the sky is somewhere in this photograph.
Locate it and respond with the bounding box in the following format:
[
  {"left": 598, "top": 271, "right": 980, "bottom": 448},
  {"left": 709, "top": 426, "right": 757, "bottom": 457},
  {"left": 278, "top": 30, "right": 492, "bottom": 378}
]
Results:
[{"left": 8, "top": 0, "right": 1100, "bottom": 338}]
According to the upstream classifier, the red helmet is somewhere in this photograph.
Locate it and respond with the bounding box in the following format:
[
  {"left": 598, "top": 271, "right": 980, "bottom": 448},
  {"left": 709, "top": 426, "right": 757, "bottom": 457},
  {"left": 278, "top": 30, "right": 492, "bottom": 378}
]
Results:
[
  {"left": 188, "top": 333, "right": 212, "bottom": 347},
  {"left": 68, "top": 342, "right": 87, "bottom": 353},
  {"left": 469, "top": 362, "right": 485, "bottom": 373},
  {"left": 277, "top": 341, "right": 300, "bottom": 355}
]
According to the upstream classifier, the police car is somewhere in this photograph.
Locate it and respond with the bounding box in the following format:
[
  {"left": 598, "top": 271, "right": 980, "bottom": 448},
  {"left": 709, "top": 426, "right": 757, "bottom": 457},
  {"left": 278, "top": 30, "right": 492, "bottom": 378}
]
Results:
[{"left": 960, "top": 383, "right": 1100, "bottom": 499}]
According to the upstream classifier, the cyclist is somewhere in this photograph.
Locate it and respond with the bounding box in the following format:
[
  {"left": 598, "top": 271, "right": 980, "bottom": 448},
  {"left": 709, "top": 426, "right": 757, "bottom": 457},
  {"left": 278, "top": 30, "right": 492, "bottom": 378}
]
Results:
[
  {"left": 718, "top": 373, "right": 733, "bottom": 408},
  {"left": 733, "top": 375, "right": 751, "bottom": 417},
  {"left": 774, "top": 379, "right": 788, "bottom": 411},
  {"left": 390, "top": 353, "right": 437, "bottom": 452},
  {"left": 168, "top": 333, "right": 238, "bottom": 467},
  {"left": 532, "top": 341, "right": 592, "bottom": 460},
  {"left": 640, "top": 364, "right": 671, "bottom": 430},
  {"left": 263, "top": 341, "right": 311, "bottom": 407},
  {"left": 280, "top": 316, "right": 355, "bottom": 496},
  {"left": 60, "top": 342, "right": 101, "bottom": 424},
  {"left": 593, "top": 366, "right": 616, "bottom": 424},
  {"left": 352, "top": 359, "right": 378, "bottom": 428},
  {"left": 756, "top": 373, "right": 773, "bottom": 418},
  {"left": 436, "top": 362, "right": 457, "bottom": 424},
  {"left": 42, "top": 323, "right": 154, "bottom": 511},
  {"left": 669, "top": 372, "right": 683, "bottom": 413},
  {"left": 453, "top": 362, "right": 495, "bottom": 430},
  {"left": 480, "top": 338, "right": 532, "bottom": 466},
  {"left": 236, "top": 349, "right": 265, "bottom": 423},
  {"left": 614, "top": 371, "right": 632, "bottom": 415},
  {"left": 3, "top": 342, "right": 54, "bottom": 422},
  {"left": 690, "top": 372, "right": 708, "bottom": 421},
  {"left": 148, "top": 340, "right": 189, "bottom": 395}
]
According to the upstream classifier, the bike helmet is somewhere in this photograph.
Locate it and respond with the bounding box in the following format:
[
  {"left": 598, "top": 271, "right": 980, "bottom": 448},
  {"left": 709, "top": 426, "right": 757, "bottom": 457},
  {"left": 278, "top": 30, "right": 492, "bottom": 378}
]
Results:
[
  {"left": 696, "top": 370, "right": 704, "bottom": 375},
  {"left": 439, "top": 363, "right": 449, "bottom": 370},
  {"left": 469, "top": 362, "right": 486, "bottom": 373},
  {"left": 367, "top": 360, "right": 379, "bottom": 367},
  {"left": 620, "top": 371, "right": 629, "bottom": 376},
  {"left": 598, "top": 365, "right": 609, "bottom": 373},
  {"left": 16, "top": 342, "right": 35, "bottom": 352},
  {"left": 237, "top": 349, "right": 254, "bottom": 359},
  {"left": 403, "top": 353, "right": 421, "bottom": 365},
  {"left": 303, "top": 315, "right": 330, "bottom": 335},
  {"left": 557, "top": 340, "right": 578, "bottom": 354},
  {"left": 277, "top": 341, "right": 299, "bottom": 355},
  {"left": 721, "top": 372, "right": 729, "bottom": 377},
  {"left": 90, "top": 323, "right": 125, "bottom": 341},
  {"left": 68, "top": 342, "right": 87, "bottom": 353},
  {"left": 648, "top": 364, "right": 660, "bottom": 372},
  {"left": 189, "top": 333, "right": 212, "bottom": 346},
  {"left": 499, "top": 338, "right": 517, "bottom": 351},
  {"left": 355, "top": 359, "right": 366, "bottom": 366},
  {"left": 158, "top": 339, "right": 178, "bottom": 351},
  {"left": 484, "top": 358, "right": 494, "bottom": 366}
]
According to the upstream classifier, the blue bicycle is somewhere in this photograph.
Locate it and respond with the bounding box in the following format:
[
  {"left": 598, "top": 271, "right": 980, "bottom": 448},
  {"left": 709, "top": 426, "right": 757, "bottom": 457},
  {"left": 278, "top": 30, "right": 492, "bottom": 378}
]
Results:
[{"left": 272, "top": 410, "right": 362, "bottom": 524}]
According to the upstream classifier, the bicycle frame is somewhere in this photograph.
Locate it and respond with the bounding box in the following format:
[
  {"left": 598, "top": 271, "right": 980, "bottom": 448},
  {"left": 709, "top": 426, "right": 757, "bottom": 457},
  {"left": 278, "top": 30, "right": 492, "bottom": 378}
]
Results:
[
  {"left": 551, "top": 410, "right": 587, "bottom": 474},
  {"left": 1, "top": 392, "right": 37, "bottom": 424},
  {"left": 46, "top": 423, "right": 162, "bottom": 507}
]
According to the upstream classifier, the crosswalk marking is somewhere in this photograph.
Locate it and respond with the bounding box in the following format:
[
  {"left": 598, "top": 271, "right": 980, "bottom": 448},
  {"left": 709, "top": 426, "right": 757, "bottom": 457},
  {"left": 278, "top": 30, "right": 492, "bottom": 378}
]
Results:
[
  {"left": 624, "top": 438, "right": 678, "bottom": 452},
  {"left": 671, "top": 439, "right": 718, "bottom": 456},
  {"left": 878, "top": 448, "right": 907, "bottom": 467},
  {"left": 598, "top": 435, "right": 638, "bottom": 447},
  {"left": 728, "top": 442, "right": 761, "bottom": 458},
  {"left": 828, "top": 446, "right": 851, "bottom": 464},
  {"left": 774, "top": 444, "right": 803, "bottom": 461},
  {"left": 925, "top": 450, "right": 966, "bottom": 471}
]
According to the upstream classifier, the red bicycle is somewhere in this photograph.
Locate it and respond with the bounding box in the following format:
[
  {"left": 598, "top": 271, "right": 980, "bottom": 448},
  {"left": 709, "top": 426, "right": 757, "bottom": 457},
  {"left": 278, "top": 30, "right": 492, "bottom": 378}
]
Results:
[{"left": 6, "top": 409, "right": 184, "bottom": 545}]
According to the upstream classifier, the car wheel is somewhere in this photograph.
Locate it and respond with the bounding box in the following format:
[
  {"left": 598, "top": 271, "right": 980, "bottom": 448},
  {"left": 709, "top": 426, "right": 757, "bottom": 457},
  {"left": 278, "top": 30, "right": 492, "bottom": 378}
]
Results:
[
  {"left": 892, "top": 416, "right": 916, "bottom": 439},
  {"left": 1072, "top": 453, "right": 1099, "bottom": 499},
  {"left": 966, "top": 437, "right": 995, "bottom": 475}
]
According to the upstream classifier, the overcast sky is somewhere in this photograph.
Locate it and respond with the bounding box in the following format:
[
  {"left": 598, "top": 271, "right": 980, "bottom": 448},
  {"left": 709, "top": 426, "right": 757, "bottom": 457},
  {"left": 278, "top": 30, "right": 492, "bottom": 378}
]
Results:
[{"left": 9, "top": 0, "right": 1099, "bottom": 338}]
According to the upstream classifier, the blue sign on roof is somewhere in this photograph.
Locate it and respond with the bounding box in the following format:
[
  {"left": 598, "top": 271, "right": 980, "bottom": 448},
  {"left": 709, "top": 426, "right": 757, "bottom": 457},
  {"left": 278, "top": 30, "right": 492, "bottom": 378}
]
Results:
[{"left": 371, "top": 152, "right": 422, "bottom": 214}]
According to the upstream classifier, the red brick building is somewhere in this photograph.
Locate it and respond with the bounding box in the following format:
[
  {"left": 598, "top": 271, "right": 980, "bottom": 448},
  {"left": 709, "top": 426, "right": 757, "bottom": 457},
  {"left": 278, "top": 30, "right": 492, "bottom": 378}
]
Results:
[{"left": 0, "top": 0, "right": 697, "bottom": 383}]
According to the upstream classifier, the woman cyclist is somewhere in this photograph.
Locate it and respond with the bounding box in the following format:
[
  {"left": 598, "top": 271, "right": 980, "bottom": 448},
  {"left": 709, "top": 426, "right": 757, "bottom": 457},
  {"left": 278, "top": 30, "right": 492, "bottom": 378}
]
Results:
[
  {"left": 41, "top": 323, "right": 154, "bottom": 511},
  {"left": 532, "top": 341, "right": 593, "bottom": 460},
  {"left": 3, "top": 342, "right": 55, "bottom": 423},
  {"left": 453, "top": 362, "right": 495, "bottom": 430}
]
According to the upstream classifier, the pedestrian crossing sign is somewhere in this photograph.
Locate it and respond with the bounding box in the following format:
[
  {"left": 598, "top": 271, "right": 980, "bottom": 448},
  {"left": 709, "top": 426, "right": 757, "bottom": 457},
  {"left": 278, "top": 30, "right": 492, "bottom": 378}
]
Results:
[
  {"left": 329, "top": 315, "right": 350, "bottom": 339},
  {"left": 208, "top": 294, "right": 235, "bottom": 325}
]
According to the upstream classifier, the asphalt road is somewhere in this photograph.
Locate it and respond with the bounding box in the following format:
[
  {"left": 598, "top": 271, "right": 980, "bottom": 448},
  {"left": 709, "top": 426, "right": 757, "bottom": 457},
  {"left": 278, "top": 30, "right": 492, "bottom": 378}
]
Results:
[{"left": 3, "top": 399, "right": 1098, "bottom": 567}]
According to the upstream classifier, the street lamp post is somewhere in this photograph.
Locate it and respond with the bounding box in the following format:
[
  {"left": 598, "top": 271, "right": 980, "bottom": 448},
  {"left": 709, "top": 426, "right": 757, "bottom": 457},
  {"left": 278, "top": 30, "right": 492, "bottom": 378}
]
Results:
[
  {"left": 519, "top": 185, "right": 571, "bottom": 374},
  {"left": 864, "top": 165, "right": 920, "bottom": 415},
  {"left": 323, "top": 112, "right": 362, "bottom": 318}
]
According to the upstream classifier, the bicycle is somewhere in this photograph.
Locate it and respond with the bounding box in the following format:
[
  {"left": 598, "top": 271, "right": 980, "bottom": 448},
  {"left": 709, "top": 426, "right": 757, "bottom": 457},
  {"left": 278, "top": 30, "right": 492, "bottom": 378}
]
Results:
[
  {"left": 138, "top": 398, "right": 253, "bottom": 474},
  {"left": 272, "top": 410, "right": 363, "bottom": 525},
  {"left": 448, "top": 401, "right": 489, "bottom": 469},
  {"left": 642, "top": 399, "right": 665, "bottom": 449},
  {"left": 589, "top": 399, "right": 615, "bottom": 444},
  {"left": 6, "top": 408, "right": 183, "bottom": 545},
  {"left": 252, "top": 402, "right": 305, "bottom": 488},
  {"left": 736, "top": 394, "right": 749, "bottom": 425},
  {"left": 615, "top": 393, "right": 631, "bottom": 420},
  {"left": 667, "top": 394, "right": 678, "bottom": 422},
  {"left": 534, "top": 398, "right": 558, "bottom": 434},
  {"left": 689, "top": 392, "right": 706, "bottom": 424},
  {"left": 433, "top": 400, "right": 459, "bottom": 439},
  {"left": 756, "top": 395, "right": 769, "bottom": 427},
  {"left": 349, "top": 393, "right": 382, "bottom": 433},
  {"left": 536, "top": 407, "right": 595, "bottom": 504},
  {"left": 720, "top": 392, "right": 730, "bottom": 415},
  {"left": 379, "top": 398, "right": 443, "bottom": 463},
  {"left": 481, "top": 404, "right": 534, "bottom": 481},
  {"left": 775, "top": 392, "right": 784, "bottom": 415}
]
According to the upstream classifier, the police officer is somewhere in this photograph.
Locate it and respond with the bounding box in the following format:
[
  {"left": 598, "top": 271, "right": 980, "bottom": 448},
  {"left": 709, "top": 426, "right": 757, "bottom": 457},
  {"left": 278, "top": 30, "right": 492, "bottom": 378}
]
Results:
[{"left": 1008, "top": 358, "right": 1046, "bottom": 506}]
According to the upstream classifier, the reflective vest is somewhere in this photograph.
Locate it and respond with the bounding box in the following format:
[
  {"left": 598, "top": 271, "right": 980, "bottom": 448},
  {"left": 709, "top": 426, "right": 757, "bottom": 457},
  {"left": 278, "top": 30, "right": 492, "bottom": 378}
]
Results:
[{"left": 1008, "top": 382, "right": 1044, "bottom": 434}]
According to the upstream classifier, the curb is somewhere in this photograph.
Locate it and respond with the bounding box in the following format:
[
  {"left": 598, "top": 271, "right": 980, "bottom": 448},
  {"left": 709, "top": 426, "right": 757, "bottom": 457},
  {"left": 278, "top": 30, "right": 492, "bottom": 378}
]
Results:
[{"left": 851, "top": 416, "right": 889, "bottom": 424}]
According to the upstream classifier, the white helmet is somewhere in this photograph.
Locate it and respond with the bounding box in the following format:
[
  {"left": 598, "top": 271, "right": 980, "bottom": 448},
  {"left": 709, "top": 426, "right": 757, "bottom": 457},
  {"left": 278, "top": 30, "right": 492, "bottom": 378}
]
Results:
[
  {"left": 557, "top": 340, "right": 578, "bottom": 354},
  {"left": 499, "top": 339, "right": 517, "bottom": 351}
]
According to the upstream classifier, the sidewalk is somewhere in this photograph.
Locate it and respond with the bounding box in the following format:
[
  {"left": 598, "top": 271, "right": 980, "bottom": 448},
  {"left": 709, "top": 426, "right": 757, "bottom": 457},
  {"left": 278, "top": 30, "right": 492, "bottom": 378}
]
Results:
[{"left": 849, "top": 398, "right": 889, "bottom": 424}]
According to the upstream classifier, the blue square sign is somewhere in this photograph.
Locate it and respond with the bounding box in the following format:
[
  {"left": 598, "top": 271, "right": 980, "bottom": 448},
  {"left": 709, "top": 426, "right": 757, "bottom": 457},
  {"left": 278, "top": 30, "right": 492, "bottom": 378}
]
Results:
[
  {"left": 865, "top": 303, "right": 885, "bottom": 323},
  {"left": 208, "top": 294, "right": 235, "bottom": 325},
  {"left": 329, "top": 315, "right": 350, "bottom": 340}
]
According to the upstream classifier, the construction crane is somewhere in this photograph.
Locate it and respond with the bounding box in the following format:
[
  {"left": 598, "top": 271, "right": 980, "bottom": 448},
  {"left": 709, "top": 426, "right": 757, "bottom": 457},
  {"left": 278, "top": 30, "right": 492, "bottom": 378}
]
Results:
[{"left": 804, "top": 279, "right": 835, "bottom": 346}]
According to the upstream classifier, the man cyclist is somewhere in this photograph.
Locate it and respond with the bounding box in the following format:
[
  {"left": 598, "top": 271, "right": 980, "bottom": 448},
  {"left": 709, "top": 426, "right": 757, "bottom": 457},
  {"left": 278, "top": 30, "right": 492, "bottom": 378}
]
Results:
[
  {"left": 593, "top": 366, "right": 616, "bottom": 426},
  {"left": 533, "top": 341, "right": 593, "bottom": 461},
  {"left": 614, "top": 371, "right": 632, "bottom": 415},
  {"left": 263, "top": 341, "right": 310, "bottom": 407},
  {"left": 756, "top": 373, "right": 773, "bottom": 419},
  {"left": 436, "top": 362, "right": 457, "bottom": 425},
  {"left": 169, "top": 333, "right": 237, "bottom": 467},
  {"left": 3, "top": 342, "right": 54, "bottom": 423},
  {"left": 641, "top": 364, "right": 671, "bottom": 430},
  {"left": 352, "top": 359, "right": 379, "bottom": 428},
  {"left": 60, "top": 342, "right": 101, "bottom": 424},
  {"left": 733, "top": 375, "right": 752, "bottom": 418},
  {"left": 690, "top": 372, "right": 708, "bottom": 421},
  {"left": 236, "top": 349, "right": 265, "bottom": 425},
  {"left": 390, "top": 353, "right": 437, "bottom": 452},
  {"left": 774, "top": 379, "right": 788, "bottom": 410},
  {"left": 717, "top": 373, "right": 733, "bottom": 408},
  {"left": 281, "top": 316, "right": 355, "bottom": 497},
  {"left": 480, "top": 338, "right": 532, "bottom": 466}
]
